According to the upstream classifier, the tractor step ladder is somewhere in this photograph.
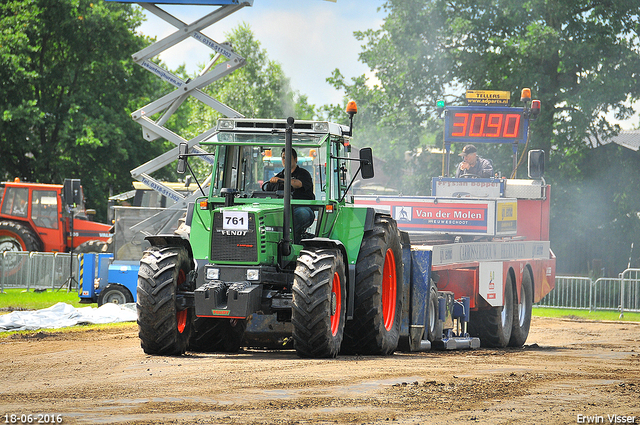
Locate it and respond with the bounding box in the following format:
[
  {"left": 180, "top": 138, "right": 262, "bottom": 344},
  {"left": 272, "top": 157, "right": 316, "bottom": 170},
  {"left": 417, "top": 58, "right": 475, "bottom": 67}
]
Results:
[{"left": 106, "top": 1, "right": 253, "bottom": 234}]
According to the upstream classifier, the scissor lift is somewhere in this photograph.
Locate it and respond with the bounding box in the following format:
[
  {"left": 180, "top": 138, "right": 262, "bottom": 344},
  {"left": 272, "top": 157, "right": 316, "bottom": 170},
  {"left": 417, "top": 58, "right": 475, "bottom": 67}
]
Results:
[{"left": 106, "top": 0, "right": 253, "bottom": 234}]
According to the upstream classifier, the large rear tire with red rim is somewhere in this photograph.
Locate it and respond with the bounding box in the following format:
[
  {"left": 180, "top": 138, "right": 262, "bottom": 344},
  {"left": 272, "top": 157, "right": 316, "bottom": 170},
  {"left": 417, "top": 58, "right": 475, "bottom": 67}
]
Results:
[
  {"left": 0, "top": 220, "right": 43, "bottom": 278},
  {"left": 292, "top": 247, "right": 346, "bottom": 358},
  {"left": 137, "top": 245, "right": 193, "bottom": 355},
  {"left": 342, "top": 215, "right": 403, "bottom": 355},
  {"left": 0, "top": 220, "right": 43, "bottom": 253}
]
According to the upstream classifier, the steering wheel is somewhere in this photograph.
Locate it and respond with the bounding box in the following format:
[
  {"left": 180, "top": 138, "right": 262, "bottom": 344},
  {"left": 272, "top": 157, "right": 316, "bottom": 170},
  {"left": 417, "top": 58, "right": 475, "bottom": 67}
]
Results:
[
  {"left": 459, "top": 172, "right": 481, "bottom": 178},
  {"left": 253, "top": 180, "right": 284, "bottom": 198}
]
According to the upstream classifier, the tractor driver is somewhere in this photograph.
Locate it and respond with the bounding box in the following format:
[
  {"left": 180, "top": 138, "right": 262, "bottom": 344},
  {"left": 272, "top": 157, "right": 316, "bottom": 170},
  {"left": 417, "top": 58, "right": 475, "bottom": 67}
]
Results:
[
  {"left": 266, "top": 148, "right": 315, "bottom": 242},
  {"left": 455, "top": 144, "right": 494, "bottom": 178}
]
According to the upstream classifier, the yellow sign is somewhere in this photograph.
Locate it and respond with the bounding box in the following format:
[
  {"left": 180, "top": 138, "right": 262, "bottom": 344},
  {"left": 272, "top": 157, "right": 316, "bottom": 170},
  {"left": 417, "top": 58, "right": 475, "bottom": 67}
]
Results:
[
  {"left": 496, "top": 201, "right": 517, "bottom": 233},
  {"left": 466, "top": 90, "right": 511, "bottom": 105}
]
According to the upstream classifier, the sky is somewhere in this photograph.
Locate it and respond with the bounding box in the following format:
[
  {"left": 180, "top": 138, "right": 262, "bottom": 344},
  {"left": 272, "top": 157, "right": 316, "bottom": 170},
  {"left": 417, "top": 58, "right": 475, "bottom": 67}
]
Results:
[
  {"left": 137, "top": 0, "right": 386, "bottom": 108},
  {"left": 136, "top": 1, "right": 638, "bottom": 130}
]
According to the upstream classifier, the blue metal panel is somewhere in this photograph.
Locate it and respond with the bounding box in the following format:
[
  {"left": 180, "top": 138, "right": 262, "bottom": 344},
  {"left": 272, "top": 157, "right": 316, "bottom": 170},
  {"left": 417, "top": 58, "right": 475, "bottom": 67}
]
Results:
[
  {"left": 107, "top": 261, "right": 140, "bottom": 302},
  {"left": 78, "top": 253, "right": 97, "bottom": 301},
  {"left": 453, "top": 297, "right": 470, "bottom": 323},
  {"left": 79, "top": 253, "right": 115, "bottom": 301},
  {"left": 409, "top": 249, "right": 432, "bottom": 330},
  {"left": 398, "top": 236, "right": 413, "bottom": 343}
]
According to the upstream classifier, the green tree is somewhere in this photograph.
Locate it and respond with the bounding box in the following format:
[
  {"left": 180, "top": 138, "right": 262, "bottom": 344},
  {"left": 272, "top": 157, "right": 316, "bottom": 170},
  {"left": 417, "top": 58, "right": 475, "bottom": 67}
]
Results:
[
  {"left": 331, "top": 0, "right": 640, "bottom": 274},
  {"left": 0, "top": 0, "right": 169, "bottom": 221},
  {"left": 346, "top": 0, "right": 640, "bottom": 169}
]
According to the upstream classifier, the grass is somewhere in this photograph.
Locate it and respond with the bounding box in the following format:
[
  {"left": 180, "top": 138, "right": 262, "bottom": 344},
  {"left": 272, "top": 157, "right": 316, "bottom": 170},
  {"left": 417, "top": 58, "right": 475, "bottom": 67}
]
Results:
[
  {"left": 533, "top": 306, "right": 640, "bottom": 322},
  {"left": 0, "top": 288, "right": 87, "bottom": 311}
]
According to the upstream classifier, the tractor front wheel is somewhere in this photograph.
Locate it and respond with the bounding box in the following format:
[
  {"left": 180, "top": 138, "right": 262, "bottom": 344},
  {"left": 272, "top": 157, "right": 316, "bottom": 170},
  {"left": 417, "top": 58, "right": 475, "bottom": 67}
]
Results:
[
  {"left": 292, "top": 248, "right": 346, "bottom": 358},
  {"left": 137, "top": 246, "right": 193, "bottom": 355}
]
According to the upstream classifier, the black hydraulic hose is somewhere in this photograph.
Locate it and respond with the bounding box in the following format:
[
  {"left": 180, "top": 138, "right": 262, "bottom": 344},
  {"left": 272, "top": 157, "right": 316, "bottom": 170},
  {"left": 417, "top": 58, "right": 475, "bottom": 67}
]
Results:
[{"left": 281, "top": 117, "right": 294, "bottom": 257}]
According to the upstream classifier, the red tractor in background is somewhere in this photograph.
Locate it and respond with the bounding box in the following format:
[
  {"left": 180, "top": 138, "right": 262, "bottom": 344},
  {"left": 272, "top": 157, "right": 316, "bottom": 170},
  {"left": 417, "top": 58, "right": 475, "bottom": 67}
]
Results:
[{"left": 0, "top": 178, "right": 112, "bottom": 254}]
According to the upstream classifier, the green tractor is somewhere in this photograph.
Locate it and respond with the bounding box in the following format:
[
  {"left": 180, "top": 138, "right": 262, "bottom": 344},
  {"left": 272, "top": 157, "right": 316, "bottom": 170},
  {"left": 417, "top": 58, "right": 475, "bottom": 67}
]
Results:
[{"left": 137, "top": 109, "right": 403, "bottom": 358}]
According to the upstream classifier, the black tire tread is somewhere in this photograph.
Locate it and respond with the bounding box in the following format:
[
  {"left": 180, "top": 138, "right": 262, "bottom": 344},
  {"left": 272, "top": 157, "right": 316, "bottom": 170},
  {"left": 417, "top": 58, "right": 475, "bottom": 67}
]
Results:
[
  {"left": 0, "top": 220, "right": 43, "bottom": 252},
  {"left": 427, "top": 285, "right": 443, "bottom": 342},
  {"left": 508, "top": 267, "right": 533, "bottom": 347},
  {"left": 342, "top": 215, "right": 403, "bottom": 355},
  {"left": 137, "top": 246, "right": 192, "bottom": 355},
  {"left": 468, "top": 273, "right": 514, "bottom": 348},
  {"left": 74, "top": 239, "right": 111, "bottom": 254},
  {"left": 292, "top": 247, "right": 345, "bottom": 358}
]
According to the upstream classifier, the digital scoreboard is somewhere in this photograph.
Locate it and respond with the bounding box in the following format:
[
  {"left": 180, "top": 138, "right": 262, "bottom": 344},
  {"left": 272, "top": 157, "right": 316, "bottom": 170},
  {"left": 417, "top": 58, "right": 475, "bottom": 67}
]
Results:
[{"left": 444, "top": 106, "right": 528, "bottom": 144}]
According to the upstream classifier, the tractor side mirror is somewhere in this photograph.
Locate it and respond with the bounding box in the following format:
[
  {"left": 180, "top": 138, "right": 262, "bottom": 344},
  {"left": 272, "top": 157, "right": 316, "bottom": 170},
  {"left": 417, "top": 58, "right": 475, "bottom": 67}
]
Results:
[
  {"left": 177, "top": 143, "right": 189, "bottom": 174},
  {"left": 360, "top": 147, "right": 375, "bottom": 179},
  {"left": 528, "top": 150, "right": 545, "bottom": 179}
]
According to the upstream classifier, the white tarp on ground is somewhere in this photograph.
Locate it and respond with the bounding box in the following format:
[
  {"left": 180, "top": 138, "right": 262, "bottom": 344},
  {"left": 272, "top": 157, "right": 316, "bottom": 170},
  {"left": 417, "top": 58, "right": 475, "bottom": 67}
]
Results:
[{"left": 0, "top": 302, "right": 137, "bottom": 332}]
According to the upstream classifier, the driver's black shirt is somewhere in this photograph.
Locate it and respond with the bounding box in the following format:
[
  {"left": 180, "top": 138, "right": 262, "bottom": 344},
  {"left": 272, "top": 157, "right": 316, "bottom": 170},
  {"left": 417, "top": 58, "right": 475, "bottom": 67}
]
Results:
[
  {"left": 270, "top": 165, "right": 315, "bottom": 200},
  {"left": 455, "top": 156, "right": 494, "bottom": 178}
]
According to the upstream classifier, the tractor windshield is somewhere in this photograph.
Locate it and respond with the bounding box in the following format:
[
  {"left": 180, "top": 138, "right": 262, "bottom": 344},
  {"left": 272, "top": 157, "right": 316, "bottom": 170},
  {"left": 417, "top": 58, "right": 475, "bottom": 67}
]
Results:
[{"left": 206, "top": 132, "right": 328, "bottom": 200}]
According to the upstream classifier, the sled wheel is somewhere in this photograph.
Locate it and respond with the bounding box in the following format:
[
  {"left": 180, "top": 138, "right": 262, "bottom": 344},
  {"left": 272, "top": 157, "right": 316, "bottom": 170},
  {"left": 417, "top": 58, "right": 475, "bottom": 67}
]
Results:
[
  {"left": 342, "top": 215, "right": 403, "bottom": 355},
  {"left": 469, "top": 272, "right": 514, "bottom": 348},
  {"left": 137, "top": 246, "right": 193, "bottom": 355},
  {"left": 292, "top": 247, "right": 346, "bottom": 358},
  {"left": 427, "top": 284, "right": 443, "bottom": 342},
  {"left": 509, "top": 267, "right": 533, "bottom": 347}
]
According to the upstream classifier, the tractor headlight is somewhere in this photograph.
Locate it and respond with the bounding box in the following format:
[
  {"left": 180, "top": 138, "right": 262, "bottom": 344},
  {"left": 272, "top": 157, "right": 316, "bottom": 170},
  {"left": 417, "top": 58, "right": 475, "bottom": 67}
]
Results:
[
  {"left": 313, "top": 122, "right": 328, "bottom": 132},
  {"left": 217, "top": 119, "right": 234, "bottom": 130},
  {"left": 206, "top": 267, "right": 220, "bottom": 281},
  {"left": 246, "top": 269, "right": 260, "bottom": 281}
]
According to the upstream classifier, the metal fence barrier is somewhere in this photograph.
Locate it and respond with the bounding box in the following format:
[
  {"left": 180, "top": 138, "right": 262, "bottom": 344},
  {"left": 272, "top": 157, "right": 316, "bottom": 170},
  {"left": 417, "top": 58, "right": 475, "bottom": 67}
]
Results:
[
  {"left": 536, "top": 269, "right": 640, "bottom": 313},
  {"left": 0, "top": 251, "right": 79, "bottom": 292},
  {"left": 3, "top": 252, "right": 640, "bottom": 314}
]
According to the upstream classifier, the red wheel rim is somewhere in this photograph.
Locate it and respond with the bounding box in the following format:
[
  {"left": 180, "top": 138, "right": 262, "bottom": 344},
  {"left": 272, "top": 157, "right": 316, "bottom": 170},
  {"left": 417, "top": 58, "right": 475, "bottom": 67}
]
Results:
[
  {"left": 382, "top": 248, "right": 397, "bottom": 331},
  {"left": 330, "top": 271, "right": 342, "bottom": 336},
  {"left": 176, "top": 269, "right": 187, "bottom": 334},
  {"left": 0, "top": 230, "right": 26, "bottom": 250}
]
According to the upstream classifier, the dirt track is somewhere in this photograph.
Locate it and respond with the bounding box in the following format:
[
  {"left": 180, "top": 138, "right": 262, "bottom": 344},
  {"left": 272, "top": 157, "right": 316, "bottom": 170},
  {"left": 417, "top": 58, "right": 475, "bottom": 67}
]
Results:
[{"left": 0, "top": 316, "right": 639, "bottom": 425}]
